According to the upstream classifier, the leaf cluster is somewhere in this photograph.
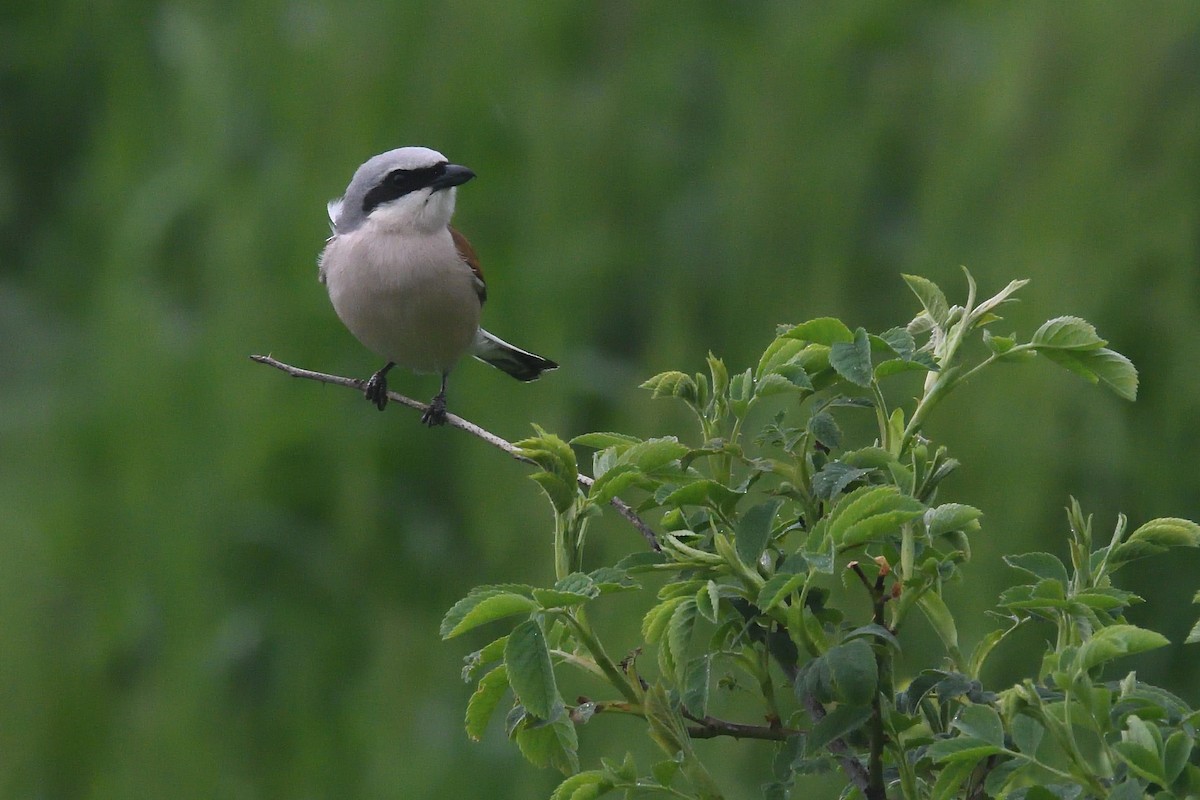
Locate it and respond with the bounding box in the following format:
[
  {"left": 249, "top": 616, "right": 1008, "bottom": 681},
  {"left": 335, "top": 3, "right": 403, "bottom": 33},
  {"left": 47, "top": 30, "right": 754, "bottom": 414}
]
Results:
[{"left": 442, "top": 272, "right": 1196, "bottom": 800}]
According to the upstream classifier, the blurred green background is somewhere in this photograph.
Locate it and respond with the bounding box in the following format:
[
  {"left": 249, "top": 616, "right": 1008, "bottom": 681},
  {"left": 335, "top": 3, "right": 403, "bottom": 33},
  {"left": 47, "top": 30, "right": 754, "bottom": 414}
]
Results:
[{"left": 4, "top": 2, "right": 1200, "bottom": 798}]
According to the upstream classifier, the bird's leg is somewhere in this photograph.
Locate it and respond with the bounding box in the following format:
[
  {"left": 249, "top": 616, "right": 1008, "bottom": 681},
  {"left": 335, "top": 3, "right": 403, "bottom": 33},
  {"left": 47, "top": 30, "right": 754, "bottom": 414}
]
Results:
[
  {"left": 364, "top": 362, "right": 395, "bottom": 411},
  {"left": 421, "top": 372, "right": 449, "bottom": 427}
]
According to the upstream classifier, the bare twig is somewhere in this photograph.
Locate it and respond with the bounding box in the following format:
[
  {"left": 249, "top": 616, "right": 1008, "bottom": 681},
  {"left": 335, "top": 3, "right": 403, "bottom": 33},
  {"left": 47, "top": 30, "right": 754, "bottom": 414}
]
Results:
[{"left": 250, "top": 354, "right": 659, "bottom": 551}]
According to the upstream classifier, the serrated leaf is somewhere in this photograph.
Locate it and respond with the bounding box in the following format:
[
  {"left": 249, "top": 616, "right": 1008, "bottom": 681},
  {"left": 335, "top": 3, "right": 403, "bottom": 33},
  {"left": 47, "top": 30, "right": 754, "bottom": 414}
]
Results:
[
  {"left": 807, "top": 410, "right": 842, "bottom": 450},
  {"left": 953, "top": 704, "right": 1004, "bottom": 747},
  {"left": 506, "top": 620, "right": 561, "bottom": 720},
  {"left": 462, "top": 634, "right": 510, "bottom": 682},
  {"left": 903, "top": 274, "right": 951, "bottom": 328},
  {"left": 550, "top": 771, "right": 611, "bottom": 800},
  {"left": 1010, "top": 712, "right": 1044, "bottom": 755},
  {"left": 930, "top": 759, "right": 978, "bottom": 800},
  {"left": 757, "top": 336, "right": 807, "bottom": 379},
  {"left": 824, "top": 639, "right": 878, "bottom": 705},
  {"left": 660, "top": 479, "right": 743, "bottom": 514},
  {"left": 926, "top": 736, "right": 1004, "bottom": 764},
  {"left": 1128, "top": 517, "right": 1200, "bottom": 548},
  {"left": 517, "top": 427, "right": 579, "bottom": 514},
  {"left": 780, "top": 317, "right": 855, "bottom": 345},
  {"left": 682, "top": 655, "right": 711, "bottom": 717},
  {"left": 874, "top": 358, "right": 933, "bottom": 379},
  {"left": 570, "top": 431, "right": 642, "bottom": 449},
  {"left": 1041, "top": 346, "right": 1139, "bottom": 401},
  {"left": 925, "top": 503, "right": 983, "bottom": 537},
  {"left": 806, "top": 703, "right": 873, "bottom": 755},
  {"left": 696, "top": 581, "right": 720, "bottom": 623},
  {"left": 757, "top": 572, "right": 806, "bottom": 611},
  {"left": 829, "top": 327, "right": 873, "bottom": 387},
  {"left": 642, "top": 596, "right": 688, "bottom": 643},
  {"left": 918, "top": 591, "right": 960, "bottom": 656},
  {"left": 1031, "top": 316, "right": 1106, "bottom": 351},
  {"left": 736, "top": 498, "right": 783, "bottom": 566},
  {"left": 827, "top": 485, "right": 925, "bottom": 548},
  {"left": 755, "top": 372, "right": 806, "bottom": 397},
  {"left": 466, "top": 664, "right": 510, "bottom": 740},
  {"left": 533, "top": 586, "right": 598, "bottom": 609},
  {"left": 1004, "top": 552, "right": 1070, "bottom": 585},
  {"left": 668, "top": 600, "right": 698, "bottom": 684},
  {"left": 441, "top": 589, "right": 538, "bottom": 639},
  {"left": 641, "top": 371, "right": 698, "bottom": 403},
  {"left": 811, "top": 461, "right": 873, "bottom": 500},
  {"left": 624, "top": 437, "right": 690, "bottom": 473},
  {"left": 515, "top": 714, "right": 578, "bottom": 775},
  {"left": 588, "top": 464, "right": 653, "bottom": 505},
  {"left": 1076, "top": 624, "right": 1169, "bottom": 672},
  {"left": 651, "top": 758, "right": 681, "bottom": 788}
]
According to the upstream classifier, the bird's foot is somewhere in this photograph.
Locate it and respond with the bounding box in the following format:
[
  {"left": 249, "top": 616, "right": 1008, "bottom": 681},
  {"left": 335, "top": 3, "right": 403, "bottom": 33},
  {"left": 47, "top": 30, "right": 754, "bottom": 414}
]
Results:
[
  {"left": 421, "top": 392, "right": 448, "bottom": 427},
  {"left": 365, "top": 370, "right": 390, "bottom": 411}
]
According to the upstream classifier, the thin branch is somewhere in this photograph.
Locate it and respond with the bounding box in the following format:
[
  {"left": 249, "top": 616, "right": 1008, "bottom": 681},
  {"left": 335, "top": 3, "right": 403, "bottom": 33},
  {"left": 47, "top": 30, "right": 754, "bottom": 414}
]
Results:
[
  {"left": 584, "top": 701, "right": 804, "bottom": 742},
  {"left": 682, "top": 711, "right": 803, "bottom": 742},
  {"left": 250, "top": 354, "right": 659, "bottom": 551},
  {"left": 803, "top": 696, "right": 871, "bottom": 794}
]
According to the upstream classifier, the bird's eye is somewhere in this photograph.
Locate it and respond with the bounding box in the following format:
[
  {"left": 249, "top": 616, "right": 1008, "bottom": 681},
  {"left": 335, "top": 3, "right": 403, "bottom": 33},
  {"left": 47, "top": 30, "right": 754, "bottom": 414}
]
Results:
[{"left": 387, "top": 170, "right": 408, "bottom": 184}]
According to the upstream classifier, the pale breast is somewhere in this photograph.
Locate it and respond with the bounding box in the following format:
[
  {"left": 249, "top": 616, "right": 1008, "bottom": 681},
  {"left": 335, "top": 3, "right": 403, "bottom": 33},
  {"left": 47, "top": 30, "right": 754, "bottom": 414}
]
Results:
[{"left": 321, "top": 226, "right": 482, "bottom": 374}]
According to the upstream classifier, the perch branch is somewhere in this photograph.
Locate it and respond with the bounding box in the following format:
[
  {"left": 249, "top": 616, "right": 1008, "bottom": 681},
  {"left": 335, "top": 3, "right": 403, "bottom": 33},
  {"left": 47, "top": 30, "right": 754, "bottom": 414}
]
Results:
[{"left": 250, "top": 354, "right": 659, "bottom": 551}]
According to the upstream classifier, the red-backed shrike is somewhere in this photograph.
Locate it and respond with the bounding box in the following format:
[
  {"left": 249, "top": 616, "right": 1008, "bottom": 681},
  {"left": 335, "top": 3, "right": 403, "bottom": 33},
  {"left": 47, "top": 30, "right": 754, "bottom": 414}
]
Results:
[{"left": 319, "top": 147, "right": 557, "bottom": 426}]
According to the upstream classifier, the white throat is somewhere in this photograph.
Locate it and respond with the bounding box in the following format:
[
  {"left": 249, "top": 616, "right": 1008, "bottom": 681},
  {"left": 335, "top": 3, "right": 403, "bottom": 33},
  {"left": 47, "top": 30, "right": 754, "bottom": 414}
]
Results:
[{"left": 367, "top": 187, "right": 458, "bottom": 234}]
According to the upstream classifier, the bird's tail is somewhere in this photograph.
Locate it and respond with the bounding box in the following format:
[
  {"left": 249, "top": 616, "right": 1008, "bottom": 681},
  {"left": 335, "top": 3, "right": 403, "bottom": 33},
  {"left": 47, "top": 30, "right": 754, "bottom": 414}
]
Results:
[{"left": 471, "top": 329, "right": 558, "bottom": 382}]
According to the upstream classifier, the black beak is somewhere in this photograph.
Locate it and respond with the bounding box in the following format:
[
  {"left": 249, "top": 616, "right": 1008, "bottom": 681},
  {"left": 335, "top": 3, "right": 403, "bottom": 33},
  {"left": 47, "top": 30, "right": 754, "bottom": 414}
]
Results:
[{"left": 429, "top": 164, "right": 475, "bottom": 191}]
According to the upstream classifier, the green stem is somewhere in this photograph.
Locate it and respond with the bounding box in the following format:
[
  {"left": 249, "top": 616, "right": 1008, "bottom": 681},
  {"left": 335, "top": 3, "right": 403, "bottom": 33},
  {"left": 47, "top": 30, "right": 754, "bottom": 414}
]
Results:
[{"left": 561, "top": 612, "right": 641, "bottom": 705}]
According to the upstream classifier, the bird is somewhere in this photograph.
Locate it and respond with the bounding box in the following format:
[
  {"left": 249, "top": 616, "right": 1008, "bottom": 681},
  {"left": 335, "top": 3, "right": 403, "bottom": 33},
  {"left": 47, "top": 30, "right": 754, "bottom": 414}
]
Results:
[{"left": 318, "top": 147, "right": 557, "bottom": 426}]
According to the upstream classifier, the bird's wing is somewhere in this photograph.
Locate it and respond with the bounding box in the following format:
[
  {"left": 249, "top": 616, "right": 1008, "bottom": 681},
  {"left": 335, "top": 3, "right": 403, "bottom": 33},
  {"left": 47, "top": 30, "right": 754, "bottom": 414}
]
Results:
[{"left": 450, "top": 226, "right": 487, "bottom": 305}]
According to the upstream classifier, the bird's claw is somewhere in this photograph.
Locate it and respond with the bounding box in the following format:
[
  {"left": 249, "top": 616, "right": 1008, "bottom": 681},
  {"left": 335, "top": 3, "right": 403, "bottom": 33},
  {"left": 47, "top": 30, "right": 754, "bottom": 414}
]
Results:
[
  {"left": 365, "top": 371, "right": 389, "bottom": 411},
  {"left": 421, "top": 393, "right": 448, "bottom": 426}
]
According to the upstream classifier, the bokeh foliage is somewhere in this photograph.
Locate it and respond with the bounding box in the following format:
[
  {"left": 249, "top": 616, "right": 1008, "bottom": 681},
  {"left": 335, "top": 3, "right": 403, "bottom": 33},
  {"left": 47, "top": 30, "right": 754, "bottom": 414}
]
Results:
[{"left": 2, "top": 3, "right": 1199, "bottom": 798}]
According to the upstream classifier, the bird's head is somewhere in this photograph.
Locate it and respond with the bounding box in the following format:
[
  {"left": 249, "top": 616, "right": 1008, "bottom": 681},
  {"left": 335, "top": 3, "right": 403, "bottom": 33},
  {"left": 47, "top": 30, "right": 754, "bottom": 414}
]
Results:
[{"left": 328, "top": 146, "right": 476, "bottom": 234}]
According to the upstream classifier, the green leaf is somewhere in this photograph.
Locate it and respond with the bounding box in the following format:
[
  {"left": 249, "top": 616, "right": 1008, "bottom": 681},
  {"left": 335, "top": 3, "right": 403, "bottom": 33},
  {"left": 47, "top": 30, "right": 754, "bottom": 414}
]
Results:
[
  {"left": 757, "top": 336, "right": 807, "bottom": 379},
  {"left": 660, "top": 479, "right": 743, "bottom": 515},
  {"left": 533, "top": 586, "right": 598, "bottom": 609},
  {"left": 641, "top": 371, "right": 698, "bottom": 403},
  {"left": 624, "top": 437, "right": 690, "bottom": 473},
  {"left": 588, "top": 464, "right": 652, "bottom": 505},
  {"left": 925, "top": 503, "right": 983, "bottom": 537},
  {"left": 1164, "top": 729, "right": 1193, "bottom": 784},
  {"left": 806, "top": 703, "right": 873, "bottom": 755},
  {"left": 827, "top": 485, "right": 926, "bottom": 549},
  {"left": 570, "top": 431, "right": 641, "bottom": 449},
  {"left": 668, "top": 600, "right": 698, "bottom": 684},
  {"left": 515, "top": 714, "right": 578, "bottom": 775},
  {"left": 462, "top": 634, "right": 510, "bottom": 682},
  {"left": 829, "top": 327, "right": 873, "bottom": 387},
  {"left": 1127, "top": 517, "right": 1200, "bottom": 549},
  {"left": 807, "top": 410, "right": 842, "bottom": 450},
  {"left": 1031, "top": 316, "right": 1107, "bottom": 351},
  {"left": 441, "top": 589, "right": 538, "bottom": 639},
  {"left": 1010, "top": 712, "right": 1045, "bottom": 755},
  {"left": 926, "top": 736, "right": 1004, "bottom": 764},
  {"left": 1076, "top": 624, "right": 1170, "bottom": 672},
  {"left": 517, "top": 427, "right": 579, "bottom": 514},
  {"left": 755, "top": 372, "right": 808, "bottom": 397},
  {"left": 918, "top": 591, "right": 960, "bottom": 656},
  {"left": 811, "top": 461, "right": 873, "bottom": 500},
  {"left": 682, "top": 655, "right": 711, "bottom": 718},
  {"left": 695, "top": 581, "right": 720, "bottom": 623},
  {"left": 757, "top": 571, "right": 806, "bottom": 611},
  {"left": 466, "top": 664, "right": 510, "bottom": 740},
  {"left": 505, "top": 620, "right": 561, "bottom": 720},
  {"left": 736, "top": 498, "right": 783, "bottom": 566},
  {"left": 550, "top": 771, "right": 612, "bottom": 800},
  {"left": 780, "top": 317, "right": 855, "bottom": 345},
  {"left": 1004, "top": 552, "right": 1070, "bottom": 586},
  {"left": 642, "top": 596, "right": 688, "bottom": 643},
  {"left": 953, "top": 704, "right": 1004, "bottom": 747},
  {"left": 930, "top": 759, "right": 979, "bottom": 800},
  {"left": 1041, "top": 347, "right": 1139, "bottom": 401},
  {"left": 824, "top": 639, "right": 878, "bottom": 705},
  {"left": 651, "top": 758, "right": 681, "bottom": 789},
  {"left": 903, "top": 274, "right": 952, "bottom": 328}
]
